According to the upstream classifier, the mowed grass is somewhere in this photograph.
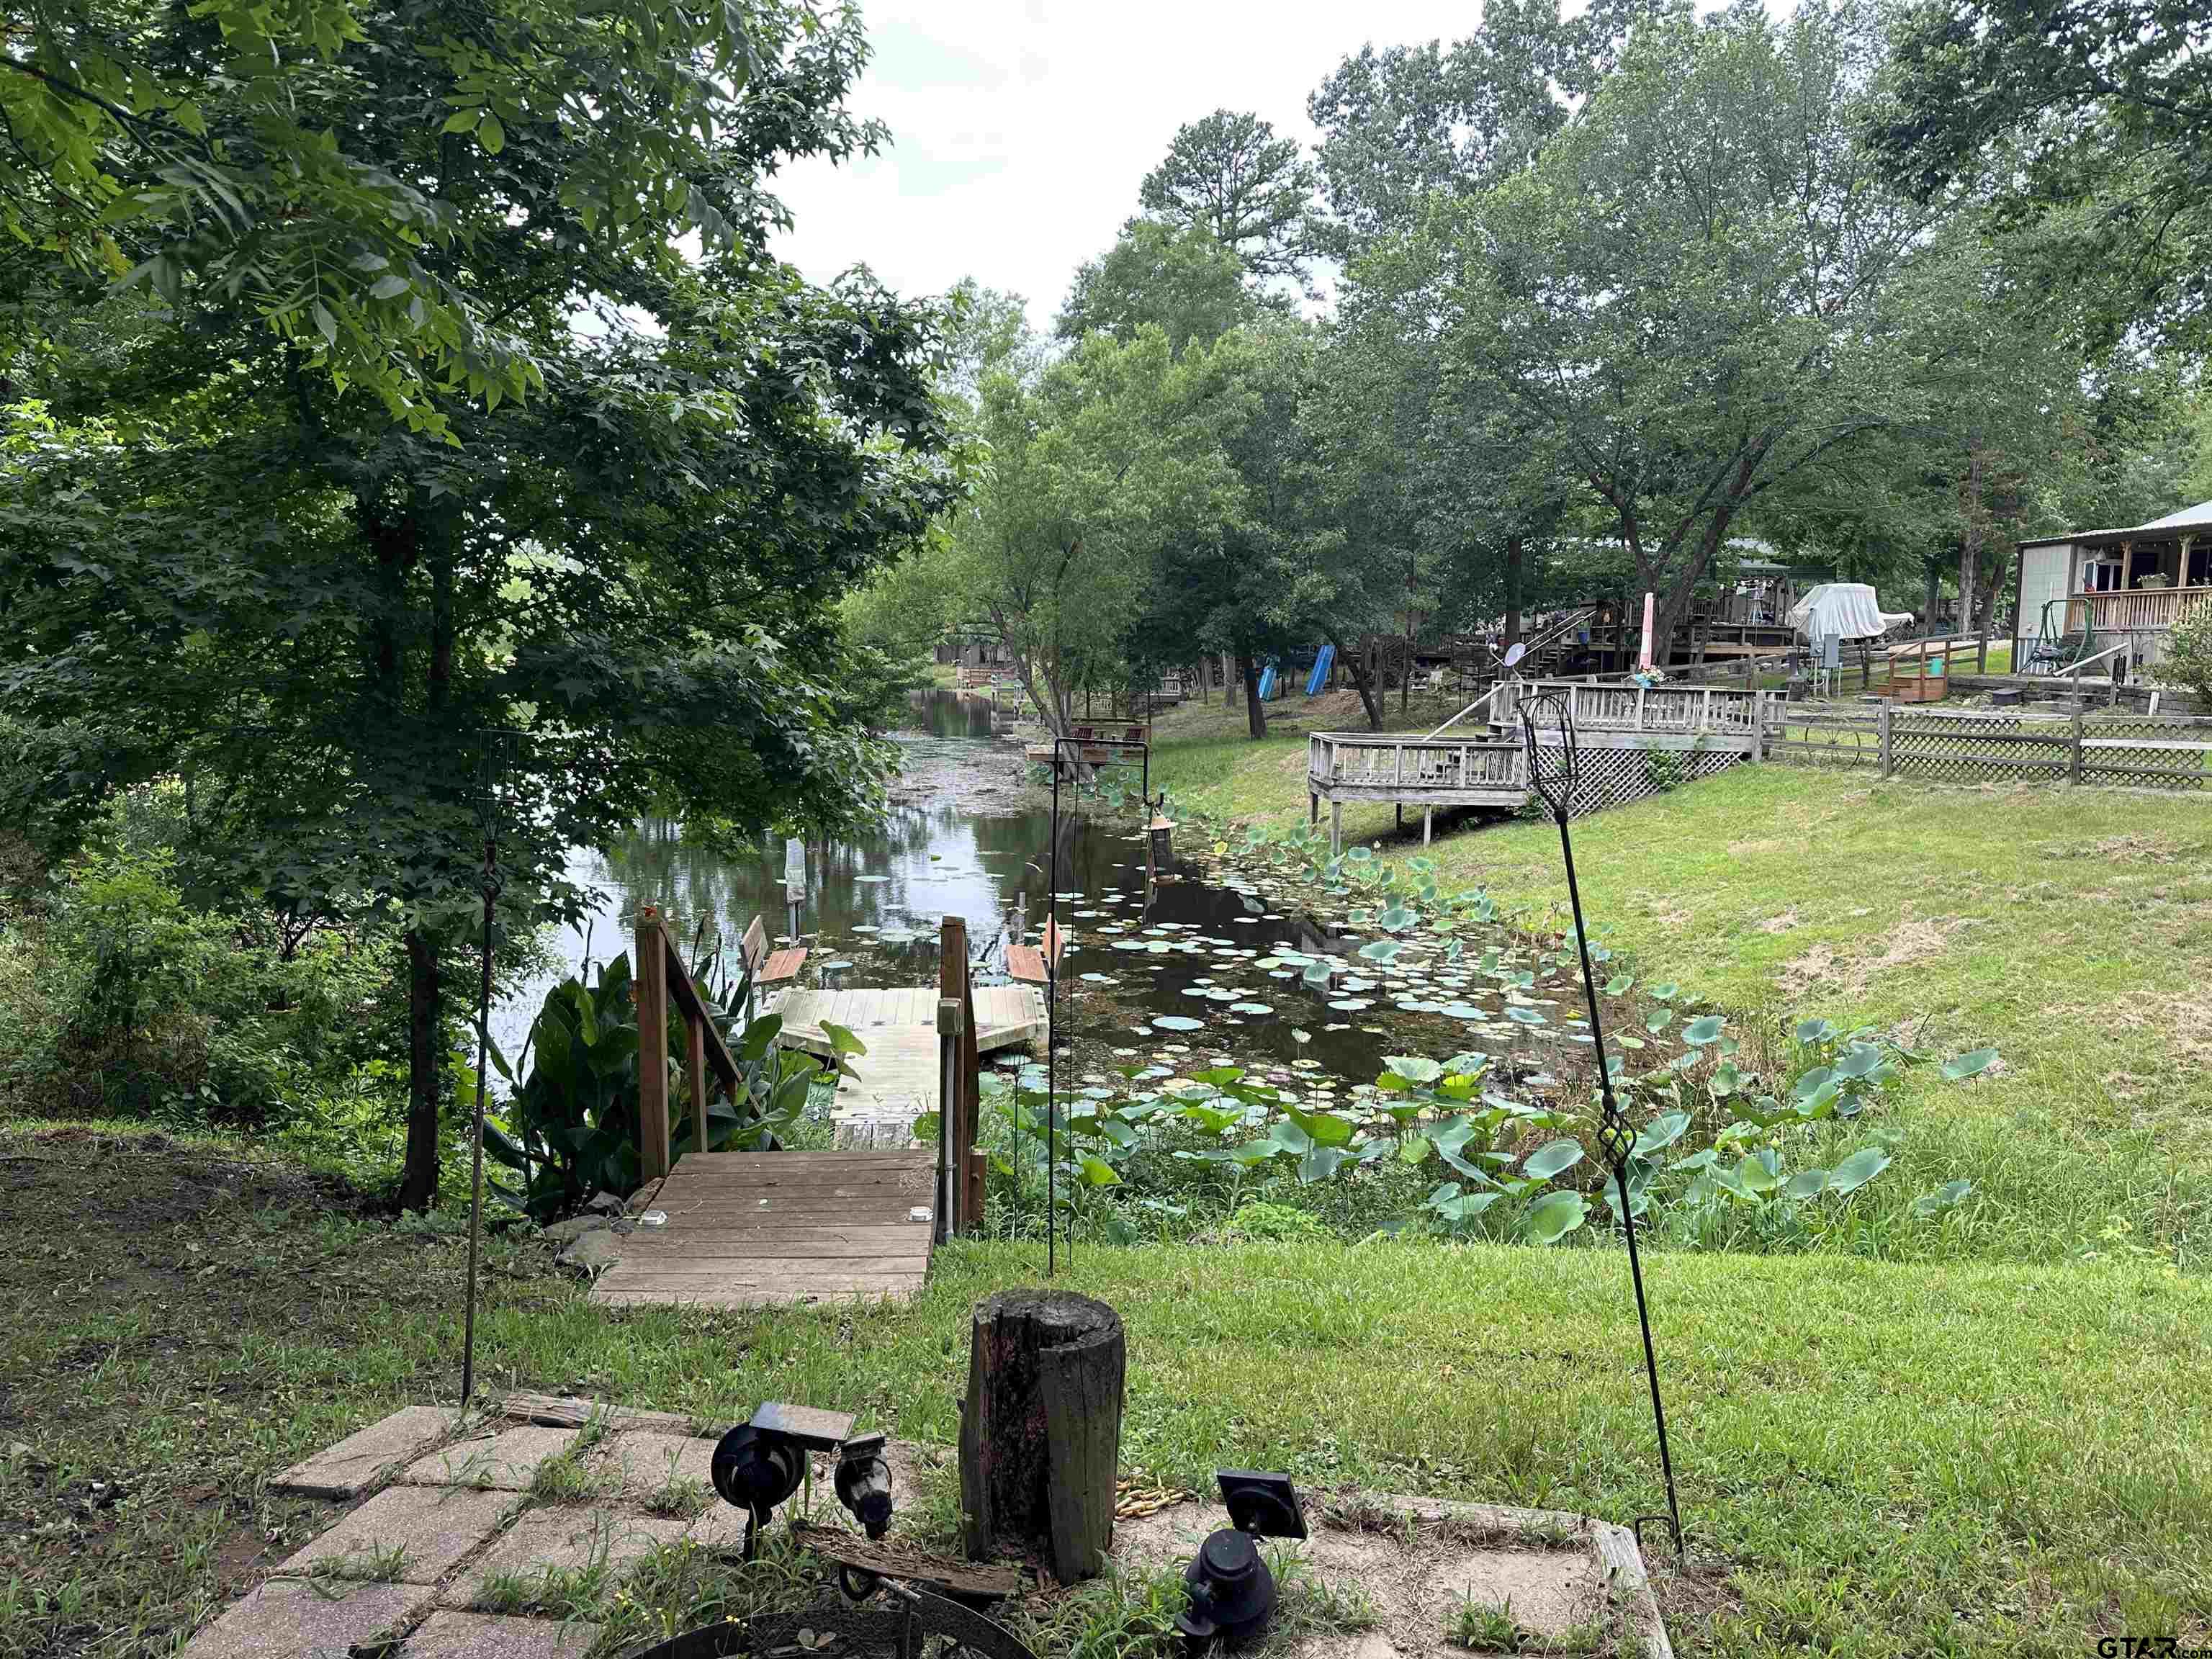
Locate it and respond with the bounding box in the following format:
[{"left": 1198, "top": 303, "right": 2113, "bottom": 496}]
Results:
[
  {"left": 1152, "top": 700, "right": 2212, "bottom": 1267},
  {"left": 3, "top": 1122, "right": 2208, "bottom": 1658}
]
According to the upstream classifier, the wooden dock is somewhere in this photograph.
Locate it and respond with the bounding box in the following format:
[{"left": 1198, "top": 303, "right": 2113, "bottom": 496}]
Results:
[
  {"left": 768, "top": 984, "right": 1042, "bottom": 1148},
  {"left": 590, "top": 1151, "right": 938, "bottom": 1308},
  {"left": 595, "top": 917, "right": 1028, "bottom": 1309}
]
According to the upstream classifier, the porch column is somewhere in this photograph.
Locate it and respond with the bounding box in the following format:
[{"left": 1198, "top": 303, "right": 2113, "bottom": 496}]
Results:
[
  {"left": 2120, "top": 539, "right": 2135, "bottom": 590},
  {"left": 2182, "top": 535, "right": 2198, "bottom": 588}
]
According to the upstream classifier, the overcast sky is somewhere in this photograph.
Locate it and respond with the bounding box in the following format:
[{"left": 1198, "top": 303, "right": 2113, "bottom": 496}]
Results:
[{"left": 768, "top": 1, "right": 1493, "bottom": 331}]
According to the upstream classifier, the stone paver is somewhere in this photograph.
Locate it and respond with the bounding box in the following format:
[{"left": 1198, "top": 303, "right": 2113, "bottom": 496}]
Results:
[
  {"left": 272, "top": 1406, "right": 460, "bottom": 1499},
  {"left": 403, "top": 1609, "right": 601, "bottom": 1658},
  {"left": 179, "top": 1579, "right": 428, "bottom": 1658},
  {"left": 601, "top": 1429, "right": 716, "bottom": 1511},
  {"left": 275, "top": 1484, "right": 514, "bottom": 1583},
  {"left": 446, "top": 1506, "right": 691, "bottom": 1607},
  {"left": 401, "top": 1424, "right": 580, "bottom": 1493}
]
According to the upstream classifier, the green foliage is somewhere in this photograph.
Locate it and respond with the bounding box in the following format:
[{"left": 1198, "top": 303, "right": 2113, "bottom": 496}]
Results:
[
  {"left": 1879, "top": 0, "right": 2212, "bottom": 351},
  {"left": 2162, "top": 600, "right": 2212, "bottom": 702},
  {"left": 485, "top": 954, "right": 809, "bottom": 1220},
  {"left": 1136, "top": 109, "right": 1320, "bottom": 283},
  {"left": 0, "top": 790, "right": 403, "bottom": 1143},
  {"left": 1, "top": 0, "right": 883, "bottom": 433}
]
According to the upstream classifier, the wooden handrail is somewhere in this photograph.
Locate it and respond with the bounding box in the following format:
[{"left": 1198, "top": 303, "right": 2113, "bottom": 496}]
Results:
[{"left": 635, "top": 907, "right": 750, "bottom": 1178}]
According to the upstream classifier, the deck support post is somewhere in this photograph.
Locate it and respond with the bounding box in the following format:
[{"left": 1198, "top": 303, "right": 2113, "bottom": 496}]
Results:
[
  {"left": 1423, "top": 808, "right": 1432, "bottom": 845},
  {"left": 1330, "top": 799, "right": 1341, "bottom": 858}
]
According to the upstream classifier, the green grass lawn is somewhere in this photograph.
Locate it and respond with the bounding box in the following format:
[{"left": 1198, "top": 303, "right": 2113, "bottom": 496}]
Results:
[{"left": 4, "top": 1122, "right": 2208, "bottom": 1659}]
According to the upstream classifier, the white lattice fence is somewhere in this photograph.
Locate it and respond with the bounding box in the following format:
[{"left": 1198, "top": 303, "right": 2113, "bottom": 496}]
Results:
[
  {"left": 1889, "top": 714, "right": 2072, "bottom": 783},
  {"left": 1555, "top": 742, "right": 1748, "bottom": 819}
]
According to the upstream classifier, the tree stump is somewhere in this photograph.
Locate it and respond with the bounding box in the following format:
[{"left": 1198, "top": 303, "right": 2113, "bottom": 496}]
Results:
[{"left": 958, "top": 1288, "right": 1125, "bottom": 1583}]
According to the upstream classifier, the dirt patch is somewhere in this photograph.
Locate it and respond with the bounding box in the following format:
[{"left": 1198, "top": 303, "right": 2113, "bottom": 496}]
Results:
[
  {"left": 2110, "top": 990, "right": 2212, "bottom": 1065},
  {"left": 1112, "top": 1491, "right": 1661, "bottom": 1657},
  {"left": 1776, "top": 915, "right": 1979, "bottom": 1000},
  {"left": 1756, "top": 908, "right": 1801, "bottom": 934}
]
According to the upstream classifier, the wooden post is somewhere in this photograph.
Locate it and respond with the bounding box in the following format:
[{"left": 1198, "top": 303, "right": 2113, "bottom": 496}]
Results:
[
  {"left": 938, "top": 917, "right": 982, "bottom": 1235},
  {"left": 936, "top": 995, "right": 962, "bottom": 1243},
  {"left": 685, "top": 988, "right": 709, "bottom": 1156},
  {"left": 2069, "top": 706, "right": 2085, "bottom": 783},
  {"left": 958, "top": 1289, "right": 1125, "bottom": 1583},
  {"left": 1330, "top": 799, "right": 1341, "bottom": 858},
  {"left": 634, "top": 908, "right": 671, "bottom": 1182},
  {"left": 1423, "top": 808, "right": 1432, "bottom": 845},
  {"left": 1878, "top": 701, "right": 1894, "bottom": 778},
  {"left": 1749, "top": 692, "right": 1765, "bottom": 763}
]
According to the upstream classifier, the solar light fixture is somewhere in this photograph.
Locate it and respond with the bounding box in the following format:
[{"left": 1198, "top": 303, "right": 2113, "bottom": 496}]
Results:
[
  {"left": 1175, "top": 1471, "right": 1305, "bottom": 1654},
  {"left": 711, "top": 1403, "right": 896, "bottom": 1559},
  {"left": 833, "top": 1431, "right": 894, "bottom": 1539}
]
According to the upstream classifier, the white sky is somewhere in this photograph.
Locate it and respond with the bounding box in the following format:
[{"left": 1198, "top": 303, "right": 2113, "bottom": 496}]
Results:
[{"left": 769, "top": 1, "right": 1495, "bottom": 331}]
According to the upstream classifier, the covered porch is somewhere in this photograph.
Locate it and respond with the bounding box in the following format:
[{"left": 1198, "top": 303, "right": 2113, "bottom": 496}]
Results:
[{"left": 2014, "top": 500, "right": 2212, "bottom": 683}]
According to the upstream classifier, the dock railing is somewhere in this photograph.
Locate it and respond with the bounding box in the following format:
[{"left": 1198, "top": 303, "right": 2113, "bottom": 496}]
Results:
[{"left": 1480, "top": 678, "right": 1776, "bottom": 750}]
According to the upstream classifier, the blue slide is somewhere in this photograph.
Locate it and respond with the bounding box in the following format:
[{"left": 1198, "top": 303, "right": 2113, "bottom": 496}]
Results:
[
  {"left": 1304, "top": 644, "right": 1334, "bottom": 697},
  {"left": 1256, "top": 662, "right": 1277, "bottom": 700}
]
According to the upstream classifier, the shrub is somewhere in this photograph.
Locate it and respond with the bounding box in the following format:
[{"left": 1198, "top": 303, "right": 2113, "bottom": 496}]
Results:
[{"left": 2164, "top": 599, "right": 2212, "bottom": 701}]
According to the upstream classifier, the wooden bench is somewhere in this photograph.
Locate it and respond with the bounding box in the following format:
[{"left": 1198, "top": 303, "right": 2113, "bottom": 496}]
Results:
[
  {"left": 1006, "top": 917, "right": 1063, "bottom": 986},
  {"left": 741, "top": 915, "right": 808, "bottom": 995}
]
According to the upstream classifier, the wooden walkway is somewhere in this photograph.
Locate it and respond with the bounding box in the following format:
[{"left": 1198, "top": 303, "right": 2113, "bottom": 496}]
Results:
[
  {"left": 590, "top": 1151, "right": 937, "bottom": 1308},
  {"left": 767, "top": 984, "right": 1042, "bottom": 1148}
]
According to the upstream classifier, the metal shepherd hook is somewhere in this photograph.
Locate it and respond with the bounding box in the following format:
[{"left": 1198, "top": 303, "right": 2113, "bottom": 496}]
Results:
[
  {"left": 1517, "top": 690, "right": 1685, "bottom": 1562},
  {"left": 462, "top": 738, "right": 507, "bottom": 1408}
]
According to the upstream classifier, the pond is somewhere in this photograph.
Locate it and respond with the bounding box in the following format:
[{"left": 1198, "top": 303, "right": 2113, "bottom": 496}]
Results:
[{"left": 498, "top": 690, "right": 1599, "bottom": 1100}]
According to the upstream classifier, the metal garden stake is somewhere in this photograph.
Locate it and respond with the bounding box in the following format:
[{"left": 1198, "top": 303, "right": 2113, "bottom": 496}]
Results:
[{"left": 1517, "top": 691, "right": 1685, "bottom": 1560}]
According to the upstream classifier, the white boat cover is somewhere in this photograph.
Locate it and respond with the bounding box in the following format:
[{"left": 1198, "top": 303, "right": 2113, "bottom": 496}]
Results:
[{"left": 1786, "top": 583, "right": 1914, "bottom": 641}]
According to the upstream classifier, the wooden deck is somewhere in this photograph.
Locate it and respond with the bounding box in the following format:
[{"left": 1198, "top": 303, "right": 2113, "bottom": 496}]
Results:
[
  {"left": 767, "top": 984, "right": 1043, "bottom": 1148},
  {"left": 589, "top": 1151, "right": 937, "bottom": 1308}
]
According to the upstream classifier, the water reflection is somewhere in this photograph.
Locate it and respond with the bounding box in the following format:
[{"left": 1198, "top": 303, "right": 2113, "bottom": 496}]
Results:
[{"left": 497, "top": 688, "right": 1398, "bottom": 1082}]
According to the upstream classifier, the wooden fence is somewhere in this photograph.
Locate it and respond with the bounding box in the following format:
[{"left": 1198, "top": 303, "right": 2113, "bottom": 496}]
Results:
[{"left": 1767, "top": 706, "right": 2212, "bottom": 789}]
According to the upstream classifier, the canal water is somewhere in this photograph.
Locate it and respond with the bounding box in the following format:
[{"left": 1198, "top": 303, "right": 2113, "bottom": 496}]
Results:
[{"left": 498, "top": 689, "right": 1593, "bottom": 1099}]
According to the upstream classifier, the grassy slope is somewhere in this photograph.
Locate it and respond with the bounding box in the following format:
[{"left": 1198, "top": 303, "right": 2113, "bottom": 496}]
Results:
[
  {"left": 1151, "top": 693, "right": 2212, "bottom": 1267},
  {"left": 4, "top": 1124, "right": 2208, "bottom": 1659}
]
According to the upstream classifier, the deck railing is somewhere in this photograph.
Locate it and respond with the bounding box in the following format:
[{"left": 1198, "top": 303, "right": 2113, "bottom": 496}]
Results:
[
  {"left": 1306, "top": 732, "right": 1527, "bottom": 794},
  {"left": 2065, "top": 585, "right": 2212, "bottom": 635},
  {"left": 1482, "top": 678, "right": 1778, "bottom": 742}
]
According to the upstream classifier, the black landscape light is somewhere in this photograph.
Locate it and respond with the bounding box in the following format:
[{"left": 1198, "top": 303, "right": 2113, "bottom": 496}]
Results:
[
  {"left": 1518, "top": 691, "right": 1685, "bottom": 1563},
  {"left": 1175, "top": 1472, "right": 1305, "bottom": 1654},
  {"left": 711, "top": 1403, "right": 858, "bottom": 1558},
  {"left": 833, "top": 1431, "right": 895, "bottom": 1539}
]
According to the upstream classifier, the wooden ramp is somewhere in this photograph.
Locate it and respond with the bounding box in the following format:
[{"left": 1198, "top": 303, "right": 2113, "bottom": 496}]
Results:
[
  {"left": 590, "top": 1150, "right": 937, "bottom": 1309},
  {"left": 768, "top": 984, "right": 1043, "bottom": 1148}
]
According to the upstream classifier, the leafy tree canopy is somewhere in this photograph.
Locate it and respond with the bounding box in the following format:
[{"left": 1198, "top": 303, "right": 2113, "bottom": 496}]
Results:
[
  {"left": 1878, "top": 0, "right": 2211, "bottom": 350},
  {"left": 1056, "top": 219, "right": 1274, "bottom": 358},
  {"left": 1137, "top": 109, "right": 1320, "bottom": 285},
  {"left": 1, "top": 0, "right": 879, "bottom": 435}
]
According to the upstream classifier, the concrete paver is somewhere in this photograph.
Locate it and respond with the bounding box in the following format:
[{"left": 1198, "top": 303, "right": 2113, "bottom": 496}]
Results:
[
  {"left": 271, "top": 1406, "right": 459, "bottom": 1499},
  {"left": 402, "top": 1610, "right": 601, "bottom": 1658},
  {"left": 400, "top": 1425, "right": 581, "bottom": 1493},
  {"left": 274, "top": 1485, "right": 513, "bottom": 1583},
  {"left": 178, "top": 1580, "right": 428, "bottom": 1658},
  {"left": 445, "top": 1506, "right": 691, "bottom": 1608}
]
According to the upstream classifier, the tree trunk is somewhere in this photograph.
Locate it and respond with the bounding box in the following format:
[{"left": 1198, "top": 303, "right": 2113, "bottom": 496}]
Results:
[
  {"left": 1959, "top": 444, "right": 1986, "bottom": 635},
  {"left": 1236, "top": 647, "right": 1266, "bottom": 739},
  {"left": 401, "top": 930, "right": 443, "bottom": 1211},
  {"left": 1503, "top": 538, "right": 1525, "bottom": 649},
  {"left": 1325, "top": 625, "right": 1382, "bottom": 730},
  {"left": 958, "top": 1289, "right": 1125, "bottom": 1583}
]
